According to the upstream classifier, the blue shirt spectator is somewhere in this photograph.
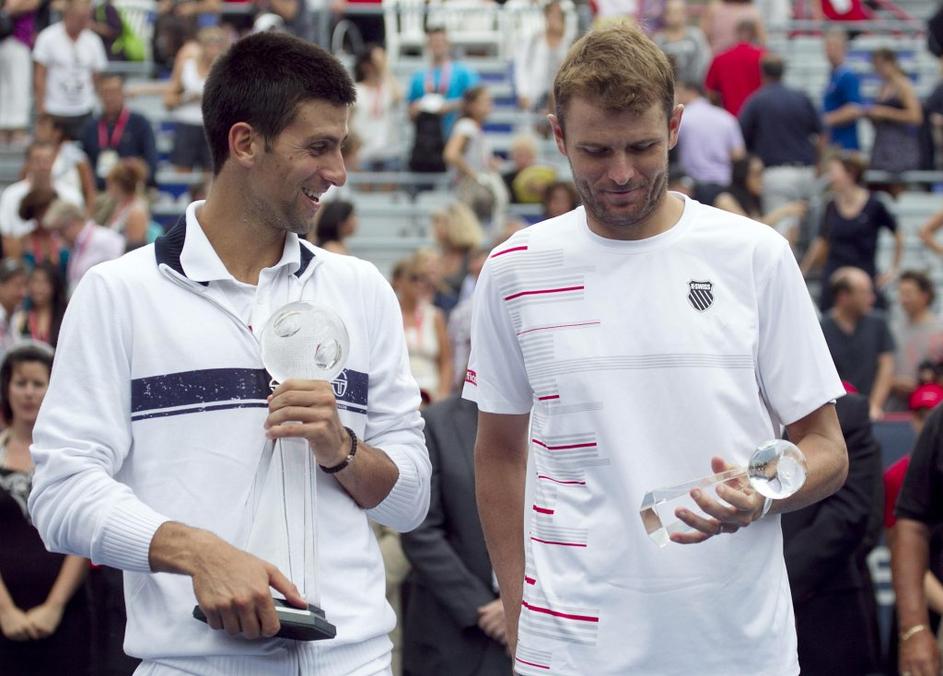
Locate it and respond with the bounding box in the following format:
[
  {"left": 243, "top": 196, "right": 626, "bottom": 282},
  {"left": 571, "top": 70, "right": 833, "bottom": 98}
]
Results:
[
  {"left": 822, "top": 29, "right": 863, "bottom": 150},
  {"left": 407, "top": 27, "right": 478, "bottom": 136}
]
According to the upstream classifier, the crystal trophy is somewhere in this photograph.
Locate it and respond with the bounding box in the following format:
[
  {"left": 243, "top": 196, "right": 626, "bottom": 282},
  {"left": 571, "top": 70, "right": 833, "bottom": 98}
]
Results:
[
  {"left": 639, "top": 439, "right": 807, "bottom": 548},
  {"left": 199, "top": 302, "right": 348, "bottom": 640}
]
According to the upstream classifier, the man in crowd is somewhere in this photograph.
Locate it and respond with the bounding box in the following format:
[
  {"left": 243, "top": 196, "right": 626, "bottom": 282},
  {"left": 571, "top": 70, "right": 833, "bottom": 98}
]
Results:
[
  {"left": 739, "top": 54, "right": 821, "bottom": 249},
  {"left": 80, "top": 74, "right": 159, "bottom": 190},
  {"left": 43, "top": 200, "right": 125, "bottom": 295},
  {"left": 407, "top": 26, "right": 479, "bottom": 139},
  {"left": 704, "top": 19, "right": 764, "bottom": 116},
  {"left": 822, "top": 27, "right": 864, "bottom": 151},
  {"left": 466, "top": 23, "right": 847, "bottom": 675},
  {"left": 820, "top": 266, "right": 895, "bottom": 420},
  {"left": 0, "top": 142, "right": 83, "bottom": 252},
  {"left": 674, "top": 77, "right": 745, "bottom": 205},
  {"left": 890, "top": 270, "right": 943, "bottom": 412},
  {"left": 28, "top": 31, "right": 431, "bottom": 674},
  {"left": 32, "top": 0, "right": 108, "bottom": 140}
]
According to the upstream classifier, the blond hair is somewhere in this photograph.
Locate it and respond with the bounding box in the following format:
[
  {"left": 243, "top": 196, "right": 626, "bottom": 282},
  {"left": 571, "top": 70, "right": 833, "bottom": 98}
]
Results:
[
  {"left": 434, "top": 202, "right": 484, "bottom": 251},
  {"left": 553, "top": 22, "right": 675, "bottom": 129}
]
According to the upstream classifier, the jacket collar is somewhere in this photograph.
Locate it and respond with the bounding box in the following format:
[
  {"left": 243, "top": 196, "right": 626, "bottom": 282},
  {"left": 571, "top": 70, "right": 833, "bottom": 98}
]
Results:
[{"left": 154, "top": 201, "right": 316, "bottom": 285}]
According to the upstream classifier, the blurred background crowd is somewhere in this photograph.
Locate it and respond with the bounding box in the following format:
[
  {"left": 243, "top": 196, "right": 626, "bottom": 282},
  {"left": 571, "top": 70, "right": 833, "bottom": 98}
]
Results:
[{"left": 3, "top": 0, "right": 943, "bottom": 673}]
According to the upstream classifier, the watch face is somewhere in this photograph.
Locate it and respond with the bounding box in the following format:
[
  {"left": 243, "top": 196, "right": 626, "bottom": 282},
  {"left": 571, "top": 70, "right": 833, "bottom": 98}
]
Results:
[{"left": 260, "top": 302, "right": 349, "bottom": 384}]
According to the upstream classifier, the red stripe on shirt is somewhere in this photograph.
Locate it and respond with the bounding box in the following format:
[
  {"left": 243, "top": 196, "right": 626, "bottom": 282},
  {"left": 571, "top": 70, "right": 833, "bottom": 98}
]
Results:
[
  {"left": 530, "top": 536, "right": 587, "bottom": 548},
  {"left": 536, "top": 475, "right": 586, "bottom": 486},
  {"left": 504, "top": 285, "right": 584, "bottom": 301},
  {"left": 490, "top": 245, "right": 528, "bottom": 258},
  {"left": 532, "top": 505, "right": 554, "bottom": 514},
  {"left": 531, "top": 439, "right": 597, "bottom": 451},
  {"left": 522, "top": 600, "right": 599, "bottom": 623},
  {"left": 524, "top": 576, "right": 536, "bottom": 585},
  {"left": 517, "top": 320, "right": 601, "bottom": 336},
  {"left": 515, "top": 657, "right": 551, "bottom": 670},
  {"left": 537, "top": 394, "right": 559, "bottom": 401}
]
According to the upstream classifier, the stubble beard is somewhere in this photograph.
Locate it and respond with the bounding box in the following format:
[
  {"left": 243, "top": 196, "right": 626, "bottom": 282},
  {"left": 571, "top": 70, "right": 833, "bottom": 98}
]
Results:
[{"left": 575, "top": 167, "right": 669, "bottom": 233}]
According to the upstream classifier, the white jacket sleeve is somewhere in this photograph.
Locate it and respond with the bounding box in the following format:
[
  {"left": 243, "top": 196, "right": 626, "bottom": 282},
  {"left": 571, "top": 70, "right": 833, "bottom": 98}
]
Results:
[
  {"left": 28, "top": 268, "right": 171, "bottom": 572},
  {"left": 361, "top": 266, "right": 431, "bottom": 532}
]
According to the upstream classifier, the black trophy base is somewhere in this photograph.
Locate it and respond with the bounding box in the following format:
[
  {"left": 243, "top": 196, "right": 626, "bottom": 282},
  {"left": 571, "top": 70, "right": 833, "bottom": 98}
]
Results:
[{"left": 192, "top": 598, "right": 337, "bottom": 641}]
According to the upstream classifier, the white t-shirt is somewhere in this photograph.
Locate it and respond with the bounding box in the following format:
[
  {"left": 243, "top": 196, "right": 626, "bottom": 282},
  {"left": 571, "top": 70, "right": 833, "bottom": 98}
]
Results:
[
  {"left": 463, "top": 195, "right": 844, "bottom": 675},
  {"left": 451, "top": 117, "right": 490, "bottom": 175},
  {"left": 32, "top": 23, "right": 108, "bottom": 117},
  {"left": 353, "top": 81, "right": 400, "bottom": 164},
  {"left": 0, "top": 178, "right": 84, "bottom": 238},
  {"left": 172, "top": 58, "right": 206, "bottom": 126}
]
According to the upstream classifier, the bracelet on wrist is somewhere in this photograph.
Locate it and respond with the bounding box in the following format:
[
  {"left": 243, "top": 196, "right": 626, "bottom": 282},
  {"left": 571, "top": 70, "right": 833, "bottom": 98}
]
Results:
[
  {"left": 319, "top": 426, "right": 357, "bottom": 474},
  {"left": 900, "top": 624, "right": 929, "bottom": 642}
]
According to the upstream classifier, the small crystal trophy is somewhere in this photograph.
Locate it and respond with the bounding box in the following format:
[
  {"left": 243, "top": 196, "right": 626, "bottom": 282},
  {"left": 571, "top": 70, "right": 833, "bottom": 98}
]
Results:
[
  {"left": 639, "top": 439, "right": 807, "bottom": 548},
  {"left": 253, "top": 302, "right": 350, "bottom": 640}
]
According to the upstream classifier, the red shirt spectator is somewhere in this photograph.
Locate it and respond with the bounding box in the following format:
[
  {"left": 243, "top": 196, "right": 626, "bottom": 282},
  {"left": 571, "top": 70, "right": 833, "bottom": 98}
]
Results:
[
  {"left": 818, "top": 0, "right": 870, "bottom": 22},
  {"left": 705, "top": 40, "right": 764, "bottom": 116}
]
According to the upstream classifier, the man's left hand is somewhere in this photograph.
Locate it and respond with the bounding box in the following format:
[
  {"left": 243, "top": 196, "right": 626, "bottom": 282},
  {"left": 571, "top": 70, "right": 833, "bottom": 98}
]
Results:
[
  {"left": 670, "top": 457, "right": 766, "bottom": 545},
  {"left": 265, "top": 380, "right": 349, "bottom": 468}
]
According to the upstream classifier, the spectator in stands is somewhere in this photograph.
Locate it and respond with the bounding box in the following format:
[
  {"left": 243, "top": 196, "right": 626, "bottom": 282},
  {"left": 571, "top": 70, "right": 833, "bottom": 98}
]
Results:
[
  {"left": 400, "top": 391, "right": 511, "bottom": 676},
  {"left": 0, "top": 343, "right": 91, "bottom": 673},
  {"left": 674, "top": 78, "right": 744, "bottom": 205},
  {"left": 869, "top": 48, "right": 923, "bottom": 184},
  {"left": 432, "top": 201, "right": 484, "bottom": 304},
  {"left": 445, "top": 86, "right": 507, "bottom": 225},
  {"left": 15, "top": 187, "right": 70, "bottom": 276},
  {"left": 254, "top": 0, "right": 312, "bottom": 41},
  {"left": 408, "top": 26, "right": 479, "bottom": 140},
  {"left": 889, "top": 397, "right": 943, "bottom": 676},
  {"left": 99, "top": 158, "right": 151, "bottom": 249},
  {"left": 822, "top": 28, "right": 864, "bottom": 151},
  {"left": 81, "top": 73, "right": 159, "bottom": 191},
  {"left": 513, "top": 0, "right": 571, "bottom": 115},
  {"left": 700, "top": 0, "right": 764, "bottom": 55},
  {"left": 351, "top": 45, "right": 404, "bottom": 172},
  {"left": 311, "top": 199, "right": 357, "bottom": 254},
  {"left": 739, "top": 54, "right": 820, "bottom": 249},
  {"left": 542, "top": 179, "right": 579, "bottom": 219},
  {"left": 502, "top": 134, "right": 552, "bottom": 204},
  {"left": 812, "top": 0, "right": 871, "bottom": 24},
  {"left": 33, "top": 114, "right": 96, "bottom": 210},
  {"left": 782, "top": 389, "right": 883, "bottom": 676},
  {"left": 889, "top": 271, "right": 943, "bottom": 412},
  {"left": 0, "top": 143, "right": 83, "bottom": 253},
  {"left": 654, "top": 0, "right": 711, "bottom": 85},
  {"left": 152, "top": 0, "right": 221, "bottom": 73},
  {"left": 32, "top": 0, "right": 108, "bottom": 140},
  {"left": 9, "top": 262, "right": 66, "bottom": 347},
  {"left": 165, "top": 25, "right": 228, "bottom": 173},
  {"left": 394, "top": 254, "right": 453, "bottom": 404},
  {"left": 43, "top": 199, "right": 125, "bottom": 295},
  {"left": 334, "top": 0, "right": 383, "bottom": 47},
  {"left": 820, "top": 266, "right": 895, "bottom": 419},
  {"left": 920, "top": 207, "right": 943, "bottom": 255},
  {"left": 885, "top": 381, "right": 943, "bottom": 676},
  {"left": 713, "top": 155, "right": 807, "bottom": 227},
  {"left": 0, "top": 259, "right": 27, "bottom": 358},
  {"left": 89, "top": 0, "right": 124, "bottom": 61},
  {"left": 445, "top": 243, "right": 487, "bottom": 390},
  {"left": 704, "top": 18, "right": 764, "bottom": 116},
  {"left": 0, "top": 0, "right": 38, "bottom": 145},
  {"left": 801, "top": 152, "right": 901, "bottom": 311}
]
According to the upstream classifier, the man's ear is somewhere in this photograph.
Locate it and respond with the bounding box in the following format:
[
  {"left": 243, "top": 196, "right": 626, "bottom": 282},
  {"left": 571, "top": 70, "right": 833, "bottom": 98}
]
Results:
[
  {"left": 548, "top": 114, "right": 566, "bottom": 157},
  {"left": 228, "top": 122, "right": 260, "bottom": 168}
]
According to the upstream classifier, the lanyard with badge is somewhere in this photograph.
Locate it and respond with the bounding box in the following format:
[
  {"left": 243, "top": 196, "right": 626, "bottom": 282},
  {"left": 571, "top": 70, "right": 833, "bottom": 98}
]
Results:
[{"left": 96, "top": 108, "right": 130, "bottom": 179}]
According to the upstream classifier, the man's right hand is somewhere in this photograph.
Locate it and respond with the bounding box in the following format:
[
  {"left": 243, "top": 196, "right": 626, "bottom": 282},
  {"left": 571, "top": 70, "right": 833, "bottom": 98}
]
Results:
[
  {"left": 900, "top": 628, "right": 941, "bottom": 676},
  {"left": 150, "top": 522, "right": 307, "bottom": 640},
  {"left": 0, "top": 605, "right": 37, "bottom": 641}
]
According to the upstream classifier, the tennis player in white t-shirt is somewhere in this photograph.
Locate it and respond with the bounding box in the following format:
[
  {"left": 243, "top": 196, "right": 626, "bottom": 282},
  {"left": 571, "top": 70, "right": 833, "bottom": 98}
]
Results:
[{"left": 464, "top": 24, "right": 849, "bottom": 676}]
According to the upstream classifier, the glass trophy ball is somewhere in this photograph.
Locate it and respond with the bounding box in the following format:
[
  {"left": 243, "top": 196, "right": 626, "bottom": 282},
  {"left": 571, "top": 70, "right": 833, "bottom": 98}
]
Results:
[
  {"left": 747, "top": 439, "right": 807, "bottom": 500},
  {"left": 259, "top": 302, "right": 350, "bottom": 383}
]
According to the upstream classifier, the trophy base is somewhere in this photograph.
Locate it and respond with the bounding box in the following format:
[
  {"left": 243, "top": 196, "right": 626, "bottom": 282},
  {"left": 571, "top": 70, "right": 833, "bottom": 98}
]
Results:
[{"left": 192, "top": 599, "right": 337, "bottom": 641}]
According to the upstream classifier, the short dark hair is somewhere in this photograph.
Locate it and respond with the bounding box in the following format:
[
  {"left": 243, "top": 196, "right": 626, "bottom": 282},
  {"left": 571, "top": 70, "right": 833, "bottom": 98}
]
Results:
[
  {"left": 1, "top": 343, "right": 54, "bottom": 424},
  {"left": 900, "top": 270, "right": 935, "bottom": 306},
  {"left": 760, "top": 54, "right": 785, "bottom": 80},
  {"left": 202, "top": 31, "right": 356, "bottom": 175},
  {"left": 314, "top": 200, "right": 354, "bottom": 246}
]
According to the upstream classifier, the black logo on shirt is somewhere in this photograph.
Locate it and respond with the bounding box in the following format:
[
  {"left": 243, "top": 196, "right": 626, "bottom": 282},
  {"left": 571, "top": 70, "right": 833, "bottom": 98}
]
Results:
[{"left": 688, "top": 281, "right": 714, "bottom": 311}]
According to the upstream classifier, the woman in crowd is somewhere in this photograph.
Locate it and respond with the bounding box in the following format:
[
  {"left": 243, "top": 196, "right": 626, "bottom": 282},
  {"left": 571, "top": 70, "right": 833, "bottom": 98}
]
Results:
[
  {"left": 311, "top": 200, "right": 357, "bottom": 255},
  {"left": 513, "top": 1, "right": 571, "bottom": 114},
  {"left": 714, "top": 155, "right": 807, "bottom": 227},
  {"left": 10, "top": 263, "right": 67, "bottom": 348},
  {"left": 431, "top": 201, "right": 484, "bottom": 306},
  {"left": 800, "top": 152, "right": 902, "bottom": 311},
  {"left": 444, "top": 86, "right": 506, "bottom": 225},
  {"left": 0, "top": 343, "right": 91, "bottom": 674},
  {"left": 393, "top": 255, "right": 452, "bottom": 405},
  {"left": 165, "top": 26, "right": 228, "bottom": 173},
  {"left": 351, "top": 45, "right": 403, "bottom": 172},
  {"left": 101, "top": 158, "right": 151, "bottom": 249},
  {"left": 15, "top": 188, "right": 69, "bottom": 277},
  {"left": 542, "top": 180, "right": 580, "bottom": 219},
  {"left": 33, "top": 114, "right": 96, "bottom": 211},
  {"left": 868, "top": 48, "right": 923, "bottom": 183}
]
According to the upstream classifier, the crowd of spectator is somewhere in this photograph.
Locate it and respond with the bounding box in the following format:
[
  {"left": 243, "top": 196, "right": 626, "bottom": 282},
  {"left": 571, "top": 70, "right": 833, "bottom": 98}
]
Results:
[{"left": 3, "top": 0, "right": 943, "bottom": 673}]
